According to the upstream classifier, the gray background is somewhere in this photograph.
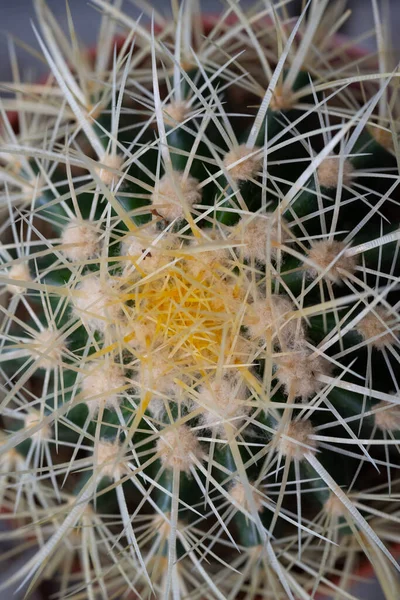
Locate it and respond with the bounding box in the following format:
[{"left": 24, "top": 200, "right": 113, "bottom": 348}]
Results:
[
  {"left": 0, "top": 0, "right": 399, "bottom": 598},
  {"left": 1, "top": 0, "right": 400, "bottom": 81}
]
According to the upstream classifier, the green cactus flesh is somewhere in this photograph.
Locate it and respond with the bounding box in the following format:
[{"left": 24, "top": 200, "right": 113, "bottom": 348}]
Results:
[{"left": 1, "top": 1, "right": 400, "bottom": 599}]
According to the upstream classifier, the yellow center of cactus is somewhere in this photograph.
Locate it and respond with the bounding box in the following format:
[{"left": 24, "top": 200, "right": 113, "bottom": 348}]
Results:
[{"left": 122, "top": 246, "right": 245, "bottom": 370}]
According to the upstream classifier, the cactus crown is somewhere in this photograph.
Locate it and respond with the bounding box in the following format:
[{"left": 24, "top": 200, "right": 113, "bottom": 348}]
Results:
[{"left": 1, "top": 1, "right": 400, "bottom": 599}]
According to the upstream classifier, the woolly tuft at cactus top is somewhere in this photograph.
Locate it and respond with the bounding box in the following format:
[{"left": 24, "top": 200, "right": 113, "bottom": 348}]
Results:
[{"left": 1, "top": 1, "right": 400, "bottom": 598}]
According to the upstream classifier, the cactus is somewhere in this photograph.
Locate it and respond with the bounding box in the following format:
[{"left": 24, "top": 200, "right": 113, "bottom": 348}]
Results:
[{"left": 1, "top": 0, "right": 400, "bottom": 598}]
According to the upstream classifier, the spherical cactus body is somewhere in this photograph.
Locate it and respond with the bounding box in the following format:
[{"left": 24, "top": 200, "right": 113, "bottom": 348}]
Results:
[{"left": 1, "top": 1, "right": 400, "bottom": 599}]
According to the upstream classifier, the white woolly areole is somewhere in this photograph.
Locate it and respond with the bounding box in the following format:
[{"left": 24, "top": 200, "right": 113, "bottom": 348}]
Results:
[
  {"left": 270, "top": 85, "right": 294, "bottom": 111},
  {"left": 123, "top": 225, "right": 176, "bottom": 276},
  {"left": 371, "top": 127, "right": 393, "bottom": 150},
  {"left": 96, "top": 439, "right": 127, "bottom": 479},
  {"left": 151, "top": 171, "right": 201, "bottom": 222},
  {"left": 232, "top": 215, "right": 285, "bottom": 263},
  {"left": 19, "top": 176, "right": 45, "bottom": 204},
  {"left": 230, "top": 481, "right": 264, "bottom": 513},
  {"left": 157, "top": 425, "right": 204, "bottom": 473},
  {"left": 81, "top": 362, "right": 126, "bottom": 417},
  {"left": 317, "top": 157, "right": 354, "bottom": 189},
  {"left": 278, "top": 420, "right": 317, "bottom": 461},
  {"left": 61, "top": 219, "right": 100, "bottom": 261},
  {"left": 324, "top": 494, "right": 345, "bottom": 517},
  {"left": 307, "top": 240, "right": 357, "bottom": 283},
  {"left": 72, "top": 275, "right": 122, "bottom": 332},
  {"left": 0, "top": 151, "right": 21, "bottom": 170},
  {"left": 25, "top": 412, "right": 51, "bottom": 442},
  {"left": 164, "top": 101, "right": 189, "bottom": 126},
  {"left": 276, "top": 344, "right": 330, "bottom": 399},
  {"left": 0, "top": 448, "right": 24, "bottom": 471},
  {"left": 95, "top": 153, "right": 124, "bottom": 186},
  {"left": 198, "top": 378, "right": 249, "bottom": 434},
  {"left": 152, "top": 513, "right": 173, "bottom": 539},
  {"left": 6, "top": 263, "right": 31, "bottom": 295},
  {"left": 374, "top": 400, "right": 400, "bottom": 431},
  {"left": 356, "top": 307, "right": 397, "bottom": 349},
  {"left": 244, "top": 294, "right": 302, "bottom": 347},
  {"left": 223, "top": 144, "right": 262, "bottom": 182},
  {"left": 30, "top": 328, "right": 64, "bottom": 369},
  {"left": 147, "top": 398, "right": 169, "bottom": 421},
  {"left": 139, "top": 355, "right": 177, "bottom": 397},
  {"left": 229, "top": 337, "right": 255, "bottom": 367},
  {"left": 123, "top": 319, "right": 157, "bottom": 353},
  {"left": 188, "top": 232, "right": 231, "bottom": 278}
]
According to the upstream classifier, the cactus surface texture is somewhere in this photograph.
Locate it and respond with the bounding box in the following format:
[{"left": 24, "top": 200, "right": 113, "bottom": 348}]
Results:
[{"left": 1, "top": 1, "right": 400, "bottom": 599}]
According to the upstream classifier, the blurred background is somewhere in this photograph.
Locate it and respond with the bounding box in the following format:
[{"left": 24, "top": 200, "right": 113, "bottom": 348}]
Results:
[
  {"left": 0, "top": 0, "right": 399, "bottom": 598},
  {"left": 1, "top": 0, "right": 400, "bottom": 81}
]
